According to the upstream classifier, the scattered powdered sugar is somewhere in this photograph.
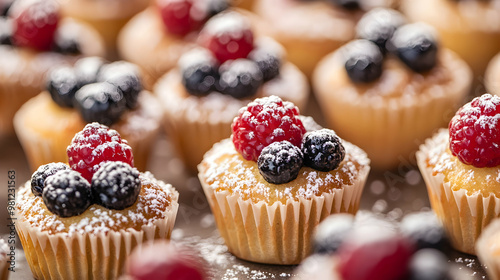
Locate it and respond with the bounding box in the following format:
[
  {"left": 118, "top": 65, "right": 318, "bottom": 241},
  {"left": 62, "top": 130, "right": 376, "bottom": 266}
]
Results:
[{"left": 201, "top": 11, "right": 251, "bottom": 39}]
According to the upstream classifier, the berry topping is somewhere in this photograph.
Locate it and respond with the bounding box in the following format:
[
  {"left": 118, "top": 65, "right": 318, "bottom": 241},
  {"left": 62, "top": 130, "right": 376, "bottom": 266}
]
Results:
[
  {"left": 125, "top": 241, "right": 208, "bottom": 280},
  {"left": 248, "top": 38, "right": 283, "bottom": 81},
  {"left": 199, "top": 11, "right": 254, "bottom": 63},
  {"left": 207, "top": 0, "right": 229, "bottom": 17},
  {"left": 408, "top": 249, "right": 451, "bottom": 280},
  {"left": 337, "top": 226, "right": 415, "bottom": 280},
  {"left": 312, "top": 213, "right": 355, "bottom": 255},
  {"left": 231, "top": 95, "right": 306, "bottom": 161},
  {"left": 91, "top": 161, "right": 141, "bottom": 210},
  {"left": 302, "top": 129, "right": 346, "bottom": 172},
  {"left": 42, "top": 169, "right": 92, "bottom": 217},
  {"left": 218, "top": 59, "right": 263, "bottom": 98},
  {"left": 388, "top": 23, "right": 438, "bottom": 73},
  {"left": 344, "top": 39, "right": 383, "bottom": 83},
  {"left": 52, "top": 27, "right": 80, "bottom": 54},
  {"left": 47, "top": 66, "right": 80, "bottom": 108},
  {"left": 328, "top": 0, "right": 360, "bottom": 10},
  {"left": 449, "top": 93, "right": 500, "bottom": 167},
  {"left": 98, "top": 61, "right": 143, "bottom": 109},
  {"left": 156, "top": 0, "right": 206, "bottom": 36},
  {"left": 400, "top": 211, "right": 450, "bottom": 252},
  {"left": 257, "top": 141, "right": 303, "bottom": 184},
  {"left": 67, "top": 123, "right": 134, "bottom": 182},
  {"left": 74, "top": 56, "right": 107, "bottom": 85},
  {"left": 0, "top": 18, "right": 12, "bottom": 45},
  {"left": 179, "top": 48, "right": 219, "bottom": 96},
  {"left": 0, "top": 0, "right": 14, "bottom": 17},
  {"left": 12, "top": 0, "right": 59, "bottom": 51},
  {"left": 356, "top": 8, "right": 406, "bottom": 53},
  {"left": 31, "top": 162, "right": 70, "bottom": 197},
  {"left": 74, "top": 82, "right": 127, "bottom": 126}
]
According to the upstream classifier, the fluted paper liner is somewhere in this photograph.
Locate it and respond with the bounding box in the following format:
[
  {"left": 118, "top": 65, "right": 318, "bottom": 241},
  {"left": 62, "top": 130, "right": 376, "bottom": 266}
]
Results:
[
  {"left": 0, "top": 255, "right": 8, "bottom": 280},
  {"left": 198, "top": 165, "right": 369, "bottom": 265},
  {"left": 417, "top": 134, "right": 500, "bottom": 255},
  {"left": 15, "top": 201, "right": 178, "bottom": 280}
]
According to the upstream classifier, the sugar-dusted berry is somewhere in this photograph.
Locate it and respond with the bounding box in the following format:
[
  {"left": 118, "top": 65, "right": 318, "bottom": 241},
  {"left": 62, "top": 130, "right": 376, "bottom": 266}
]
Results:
[
  {"left": 232, "top": 95, "right": 306, "bottom": 161},
  {"left": 344, "top": 39, "right": 383, "bottom": 84},
  {"left": 302, "top": 129, "right": 345, "bottom": 171},
  {"left": 400, "top": 211, "right": 450, "bottom": 252},
  {"left": 0, "top": 18, "right": 12, "bottom": 45},
  {"left": 74, "top": 56, "right": 107, "bottom": 85},
  {"left": 258, "top": 141, "right": 303, "bottom": 184},
  {"left": 312, "top": 213, "right": 355, "bottom": 255},
  {"left": 449, "top": 93, "right": 500, "bottom": 167},
  {"left": 248, "top": 38, "right": 282, "bottom": 81},
  {"left": 218, "top": 59, "right": 263, "bottom": 98},
  {"left": 98, "top": 61, "right": 143, "bottom": 109},
  {"left": 179, "top": 48, "right": 219, "bottom": 96},
  {"left": 356, "top": 8, "right": 406, "bottom": 53},
  {"left": 156, "top": 0, "right": 206, "bottom": 36},
  {"left": 31, "top": 162, "right": 70, "bottom": 196},
  {"left": 42, "top": 169, "right": 92, "bottom": 217},
  {"left": 47, "top": 66, "right": 80, "bottom": 108},
  {"left": 67, "top": 123, "right": 134, "bottom": 182}
]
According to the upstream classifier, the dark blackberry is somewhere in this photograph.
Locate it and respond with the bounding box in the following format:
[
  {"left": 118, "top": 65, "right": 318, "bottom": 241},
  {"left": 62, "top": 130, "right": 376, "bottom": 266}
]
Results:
[
  {"left": 47, "top": 66, "right": 80, "bottom": 107},
  {"left": 31, "top": 162, "right": 70, "bottom": 196},
  {"left": 91, "top": 161, "right": 141, "bottom": 210},
  {"left": 312, "top": 214, "right": 355, "bottom": 255},
  {"left": 74, "top": 82, "right": 127, "bottom": 126},
  {"left": 356, "top": 8, "right": 406, "bottom": 53},
  {"left": 74, "top": 56, "right": 107, "bottom": 85},
  {"left": 98, "top": 61, "right": 143, "bottom": 109},
  {"left": 328, "top": 0, "right": 360, "bottom": 10},
  {"left": 42, "top": 169, "right": 92, "bottom": 217},
  {"left": 400, "top": 211, "right": 451, "bottom": 252},
  {"left": 218, "top": 59, "right": 263, "bottom": 99},
  {"left": 180, "top": 49, "right": 219, "bottom": 96},
  {"left": 0, "top": 0, "right": 14, "bottom": 17},
  {"left": 0, "top": 19, "right": 12, "bottom": 45},
  {"left": 248, "top": 46, "right": 281, "bottom": 81},
  {"left": 207, "top": 0, "right": 229, "bottom": 17},
  {"left": 388, "top": 23, "right": 438, "bottom": 73},
  {"left": 52, "top": 28, "right": 81, "bottom": 54},
  {"left": 344, "top": 39, "right": 383, "bottom": 83},
  {"left": 302, "top": 129, "right": 345, "bottom": 172},
  {"left": 408, "top": 249, "right": 450, "bottom": 280},
  {"left": 257, "top": 141, "right": 303, "bottom": 184}
]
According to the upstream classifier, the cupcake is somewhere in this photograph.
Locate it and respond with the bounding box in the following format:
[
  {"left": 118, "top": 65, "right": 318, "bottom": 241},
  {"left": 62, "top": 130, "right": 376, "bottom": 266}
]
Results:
[
  {"left": 313, "top": 8, "right": 472, "bottom": 170},
  {"left": 59, "top": 0, "right": 150, "bottom": 59},
  {"left": 198, "top": 96, "right": 370, "bottom": 265},
  {"left": 14, "top": 57, "right": 162, "bottom": 172},
  {"left": 15, "top": 123, "right": 179, "bottom": 280},
  {"left": 118, "top": 0, "right": 236, "bottom": 88},
  {"left": 476, "top": 218, "right": 500, "bottom": 280},
  {"left": 485, "top": 52, "right": 500, "bottom": 96},
  {"left": 401, "top": 0, "right": 500, "bottom": 77},
  {"left": 0, "top": 0, "right": 105, "bottom": 137},
  {"left": 417, "top": 93, "right": 500, "bottom": 255},
  {"left": 156, "top": 11, "right": 308, "bottom": 172},
  {"left": 253, "top": 0, "right": 396, "bottom": 78},
  {"left": 0, "top": 239, "right": 9, "bottom": 280}
]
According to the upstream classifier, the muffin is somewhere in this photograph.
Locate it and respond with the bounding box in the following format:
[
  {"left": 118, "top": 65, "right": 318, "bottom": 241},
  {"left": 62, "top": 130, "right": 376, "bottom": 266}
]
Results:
[
  {"left": 253, "top": 0, "right": 396, "bottom": 78},
  {"left": 313, "top": 9, "right": 472, "bottom": 170},
  {"left": 477, "top": 218, "right": 500, "bottom": 280},
  {"left": 14, "top": 57, "right": 162, "bottom": 172},
  {"left": 417, "top": 93, "right": 500, "bottom": 255},
  {"left": 59, "top": 0, "right": 150, "bottom": 59},
  {"left": 15, "top": 123, "right": 179, "bottom": 280},
  {"left": 485, "top": 52, "right": 500, "bottom": 96},
  {"left": 401, "top": 0, "right": 500, "bottom": 77},
  {"left": 156, "top": 11, "right": 309, "bottom": 172},
  {"left": 198, "top": 96, "right": 370, "bottom": 264},
  {"left": 0, "top": 0, "right": 105, "bottom": 137}
]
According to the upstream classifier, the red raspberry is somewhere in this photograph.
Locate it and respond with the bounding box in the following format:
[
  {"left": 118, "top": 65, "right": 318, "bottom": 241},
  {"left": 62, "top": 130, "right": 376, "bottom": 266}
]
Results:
[
  {"left": 67, "top": 123, "right": 134, "bottom": 182},
  {"left": 12, "top": 0, "right": 59, "bottom": 51},
  {"left": 232, "top": 96, "right": 306, "bottom": 161},
  {"left": 156, "top": 0, "right": 206, "bottom": 36},
  {"left": 198, "top": 11, "right": 254, "bottom": 63},
  {"left": 449, "top": 93, "right": 500, "bottom": 168}
]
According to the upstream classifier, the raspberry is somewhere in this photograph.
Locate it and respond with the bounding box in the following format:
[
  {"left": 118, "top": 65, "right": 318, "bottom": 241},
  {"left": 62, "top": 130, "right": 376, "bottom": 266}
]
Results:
[
  {"left": 12, "top": 0, "right": 60, "bottom": 51},
  {"left": 67, "top": 123, "right": 134, "bottom": 182},
  {"left": 257, "top": 141, "right": 303, "bottom": 184},
  {"left": 91, "top": 161, "right": 141, "bottom": 210},
  {"left": 199, "top": 11, "right": 254, "bottom": 63},
  {"left": 231, "top": 96, "right": 306, "bottom": 161},
  {"left": 31, "top": 162, "right": 70, "bottom": 196},
  {"left": 156, "top": 0, "right": 206, "bottom": 36},
  {"left": 302, "top": 129, "right": 346, "bottom": 172},
  {"left": 449, "top": 93, "right": 500, "bottom": 167},
  {"left": 42, "top": 169, "right": 92, "bottom": 217}
]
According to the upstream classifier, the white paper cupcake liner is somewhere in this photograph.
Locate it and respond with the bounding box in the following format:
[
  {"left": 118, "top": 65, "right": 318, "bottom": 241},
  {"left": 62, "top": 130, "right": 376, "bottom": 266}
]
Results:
[
  {"left": 198, "top": 164, "right": 369, "bottom": 265},
  {"left": 417, "top": 132, "right": 500, "bottom": 255},
  {"left": 476, "top": 219, "right": 500, "bottom": 280}
]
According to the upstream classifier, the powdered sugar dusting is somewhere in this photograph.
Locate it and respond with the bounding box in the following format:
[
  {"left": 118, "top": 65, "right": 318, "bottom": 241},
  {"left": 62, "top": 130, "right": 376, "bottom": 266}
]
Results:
[{"left": 201, "top": 10, "right": 251, "bottom": 39}]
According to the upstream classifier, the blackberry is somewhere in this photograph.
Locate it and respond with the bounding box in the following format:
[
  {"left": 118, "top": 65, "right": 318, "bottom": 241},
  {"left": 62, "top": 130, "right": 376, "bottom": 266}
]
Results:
[
  {"left": 47, "top": 66, "right": 80, "bottom": 107},
  {"left": 313, "top": 214, "right": 355, "bottom": 255},
  {"left": 218, "top": 59, "right": 263, "bottom": 99},
  {"left": 179, "top": 49, "right": 219, "bottom": 96},
  {"left": 408, "top": 249, "right": 450, "bottom": 280},
  {"left": 74, "top": 82, "right": 127, "bottom": 126},
  {"left": 356, "top": 8, "right": 406, "bottom": 53},
  {"left": 400, "top": 211, "right": 451, "bottom": 252},
  {"left": 328, "top": 0, "right": 360, "bottom": 10},
  {"left": 42, "top": 169, "right": 92, "bottom": 217},
  {"left": 302, "top": 129, "right": 345, "bottom": 172},
  {"left": 344, "top": 39, "right": 383, "bottom": 83},
  {"left": 31, "top": 162, "right": 70, "bottom": 196},
  {"left": 248, "top": 46, "right": 281, "bottom": 81},
  {"left": 0, "top": 0, "right": 14, "bottom": 17},
  {"left": 98, "top": 61, "right": 143, "bottom": 109},
  {"left": 388, "top": 23, "right": 438, "bottom": 73},
  {"left": 74, "top": 56, "right": 107, "bottom": 85},
  {"left": 0, "top": 19, "right": 12, "bottom": 45},
  {"left": 52, "top": 28, "right": 81, "bottom": 54},
  {"left": 91, "top": 161, "right": 141, "bottom": 210},
  {"left": 207, "top": 0, "right": 229, "bottom": 17},
  {"left": 257, "top": 141, "right": 303, "bottom": 184}
]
